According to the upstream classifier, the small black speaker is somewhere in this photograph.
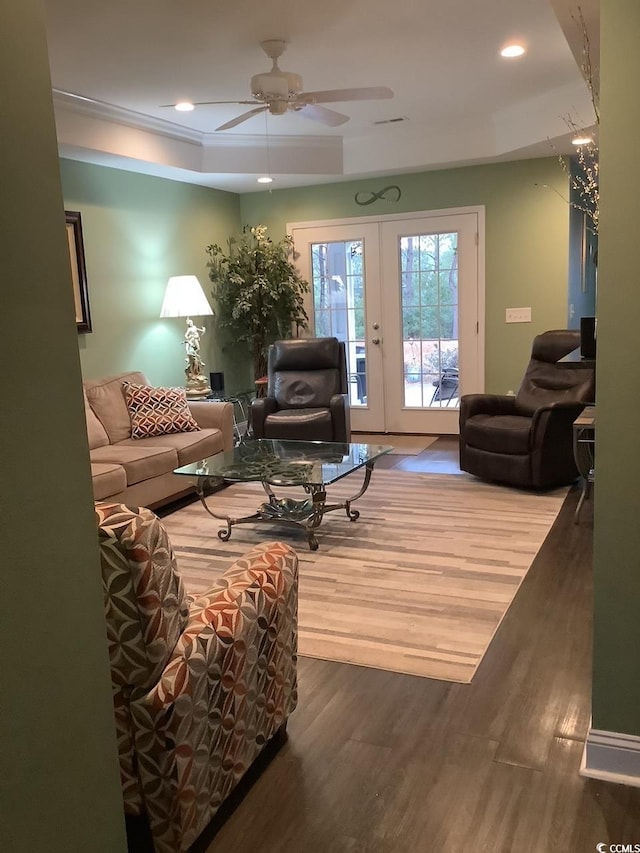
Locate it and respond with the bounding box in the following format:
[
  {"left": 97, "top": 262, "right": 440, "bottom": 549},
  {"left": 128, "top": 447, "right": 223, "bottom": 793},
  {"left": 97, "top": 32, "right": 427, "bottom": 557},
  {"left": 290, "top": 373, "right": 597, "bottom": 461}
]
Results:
[
  {"left": 580, "top": 317, "right": 597, "bottom": 359},
  {"left": 209, "top": 371, "right": 225, "bottom": 395}
]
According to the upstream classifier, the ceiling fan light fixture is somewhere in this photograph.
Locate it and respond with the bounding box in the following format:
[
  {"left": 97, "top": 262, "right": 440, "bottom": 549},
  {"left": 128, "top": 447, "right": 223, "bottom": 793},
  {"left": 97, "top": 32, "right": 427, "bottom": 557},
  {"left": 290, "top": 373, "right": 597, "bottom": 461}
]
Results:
[
  {"left": 268, "top": 99, "right": 288, "bottom": 116},
  {"left": 500, "top": 44, "right": 526, "bottom": 58},
  {"left": 251, "top": 70, "right": 302, "bottom": 101},
  {"left": 174, "top": 101, "right": 195, "bottom": 112}
]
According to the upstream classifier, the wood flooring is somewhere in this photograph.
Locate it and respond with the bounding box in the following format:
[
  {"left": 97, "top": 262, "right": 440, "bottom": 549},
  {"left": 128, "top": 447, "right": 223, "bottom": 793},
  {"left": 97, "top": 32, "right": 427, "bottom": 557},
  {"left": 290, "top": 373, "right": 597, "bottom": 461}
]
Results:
[
  {"left": 352, "top": 433, "right": 439, "bottom": 455},
  {"left": 126, "top": 438, "right": 640, "bottom": 853}
]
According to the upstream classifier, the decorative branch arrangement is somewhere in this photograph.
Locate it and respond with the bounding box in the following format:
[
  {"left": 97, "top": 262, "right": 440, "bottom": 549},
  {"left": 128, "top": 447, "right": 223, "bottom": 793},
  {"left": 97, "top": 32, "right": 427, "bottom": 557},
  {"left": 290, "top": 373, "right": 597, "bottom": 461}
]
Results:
[{"left": 560, "top": 7, "right": 600, "bottom": 234}]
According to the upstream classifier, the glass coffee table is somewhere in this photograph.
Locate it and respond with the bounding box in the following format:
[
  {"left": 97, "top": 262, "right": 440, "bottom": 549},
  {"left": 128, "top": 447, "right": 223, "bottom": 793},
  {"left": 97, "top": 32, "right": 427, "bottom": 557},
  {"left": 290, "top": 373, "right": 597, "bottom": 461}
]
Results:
[{"left": 174, "top": 439, "right": 392, "bottom": 550}]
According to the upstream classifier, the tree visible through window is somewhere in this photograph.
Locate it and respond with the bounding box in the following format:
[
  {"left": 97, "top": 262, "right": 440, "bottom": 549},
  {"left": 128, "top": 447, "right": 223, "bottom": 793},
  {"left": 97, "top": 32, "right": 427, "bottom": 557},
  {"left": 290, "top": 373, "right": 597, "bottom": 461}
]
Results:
[
  {"left": 310, "top": 240, "right": 366, "bottom": 406},
  {"left": 400, "top": 232, "right": 459, "bottom": 407}
]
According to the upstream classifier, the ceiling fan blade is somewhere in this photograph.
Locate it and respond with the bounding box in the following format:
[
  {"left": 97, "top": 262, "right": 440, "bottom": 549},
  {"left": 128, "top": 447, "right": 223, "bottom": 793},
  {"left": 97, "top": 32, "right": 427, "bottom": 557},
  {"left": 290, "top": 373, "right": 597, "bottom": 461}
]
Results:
[
  {"left": 215, "top": 106, "right": 268, "bottom": 131},
  {"left": 300, "top": 86, "right": 394, "bottom": 104},
  {"left": 297, "top": 103, "right": 350, "bottom": 127},
  {"left": 159, "top": 100, "right": 259, "bottom": 108}
]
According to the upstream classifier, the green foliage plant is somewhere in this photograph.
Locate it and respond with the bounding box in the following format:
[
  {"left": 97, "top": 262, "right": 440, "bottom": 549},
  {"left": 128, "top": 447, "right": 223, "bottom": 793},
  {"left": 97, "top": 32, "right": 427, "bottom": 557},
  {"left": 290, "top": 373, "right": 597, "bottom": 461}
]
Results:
[{"left": 206, "top": 225, "right": 310, "bottom": 380}]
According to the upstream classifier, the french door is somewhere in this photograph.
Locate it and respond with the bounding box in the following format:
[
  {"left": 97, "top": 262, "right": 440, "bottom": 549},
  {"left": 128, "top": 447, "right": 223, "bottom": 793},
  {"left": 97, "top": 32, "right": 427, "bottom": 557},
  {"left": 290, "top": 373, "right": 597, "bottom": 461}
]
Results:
[{"left": 290, "top": 208, "right": 484, "bottom": 435}]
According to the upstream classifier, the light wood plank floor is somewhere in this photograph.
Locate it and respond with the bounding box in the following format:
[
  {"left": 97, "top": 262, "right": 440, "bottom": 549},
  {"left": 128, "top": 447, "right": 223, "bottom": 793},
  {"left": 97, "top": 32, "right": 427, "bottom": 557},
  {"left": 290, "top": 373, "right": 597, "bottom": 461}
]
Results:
[{"left": 127, "top": 439, "right": 640, "bottom": 853}]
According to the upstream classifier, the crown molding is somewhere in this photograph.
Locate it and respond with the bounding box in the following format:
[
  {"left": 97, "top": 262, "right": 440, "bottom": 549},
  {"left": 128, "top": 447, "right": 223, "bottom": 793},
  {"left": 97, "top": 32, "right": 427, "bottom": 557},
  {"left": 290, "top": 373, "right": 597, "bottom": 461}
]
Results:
[
  {"left": 53, "top": 90, "right": 344, "bottom": 186},
  {"left": 52, "top": 89, "right": 341, "bottom": 155},
  {"left": 52, "top": 89, "right": 203, "bottom": 144}
]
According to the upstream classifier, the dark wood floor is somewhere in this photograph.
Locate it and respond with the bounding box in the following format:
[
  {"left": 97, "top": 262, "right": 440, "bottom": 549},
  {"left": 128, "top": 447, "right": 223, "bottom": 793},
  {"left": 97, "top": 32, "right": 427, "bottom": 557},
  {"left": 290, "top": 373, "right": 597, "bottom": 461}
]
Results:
[{"left": 133, "top": 439, "right": 640, "bottom": 852}]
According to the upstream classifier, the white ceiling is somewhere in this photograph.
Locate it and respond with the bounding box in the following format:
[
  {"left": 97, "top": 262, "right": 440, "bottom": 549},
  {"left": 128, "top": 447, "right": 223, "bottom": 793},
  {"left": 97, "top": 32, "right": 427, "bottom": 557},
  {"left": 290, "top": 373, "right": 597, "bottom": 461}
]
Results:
[{"left": 43, "top": 0, "right": 599, "bottom": 194}]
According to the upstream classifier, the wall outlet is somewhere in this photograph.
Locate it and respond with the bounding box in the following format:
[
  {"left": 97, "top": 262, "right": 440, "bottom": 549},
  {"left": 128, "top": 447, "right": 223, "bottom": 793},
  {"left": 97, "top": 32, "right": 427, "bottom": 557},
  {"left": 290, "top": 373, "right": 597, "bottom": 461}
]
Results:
[{"left": 505, "top": 307, "right": 532, "bottom": 323}]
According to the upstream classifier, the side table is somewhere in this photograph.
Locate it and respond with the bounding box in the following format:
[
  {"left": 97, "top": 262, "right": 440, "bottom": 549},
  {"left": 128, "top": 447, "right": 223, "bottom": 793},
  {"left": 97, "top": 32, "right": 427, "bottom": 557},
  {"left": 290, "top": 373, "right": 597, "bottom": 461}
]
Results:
[
  {"left": 191, "top": 392, "right": 253, "bottom": 445},
  {"left": 573, "top": 405, "right": 595, "bottom": 523}
]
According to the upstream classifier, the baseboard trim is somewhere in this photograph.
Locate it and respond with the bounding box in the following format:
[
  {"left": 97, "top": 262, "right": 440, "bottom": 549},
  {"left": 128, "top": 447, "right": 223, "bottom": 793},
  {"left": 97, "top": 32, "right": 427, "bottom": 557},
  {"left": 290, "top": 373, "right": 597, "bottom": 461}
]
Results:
[{"left": 581, "top": 727, "right": 640, "bottom": 787}]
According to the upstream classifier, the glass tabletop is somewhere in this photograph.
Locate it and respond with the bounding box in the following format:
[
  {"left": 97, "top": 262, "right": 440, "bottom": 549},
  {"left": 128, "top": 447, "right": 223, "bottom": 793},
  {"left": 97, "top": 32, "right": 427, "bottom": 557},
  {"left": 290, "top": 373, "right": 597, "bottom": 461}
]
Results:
[{"left": 174, "top": 439, "right": 393, "bottom": 487}]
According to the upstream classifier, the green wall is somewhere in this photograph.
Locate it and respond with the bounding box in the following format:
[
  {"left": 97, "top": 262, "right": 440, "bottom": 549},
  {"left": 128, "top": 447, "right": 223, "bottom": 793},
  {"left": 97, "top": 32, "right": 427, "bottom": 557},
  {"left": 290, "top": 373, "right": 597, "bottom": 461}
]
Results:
[
  {"left": 59, "top": 156, "right": 571, "bottom": 398},
  {"left": 60, "top": 160, "right": 245, "bottom": 391},
  {"left": 592, "top": 0, "right": 640, "bottom": 736},
  {"left": 1, "top": 3, "right": 125, "bottom": 851},
  {"left": 241, "top": 157, "right": 570, "bottom": 395}
]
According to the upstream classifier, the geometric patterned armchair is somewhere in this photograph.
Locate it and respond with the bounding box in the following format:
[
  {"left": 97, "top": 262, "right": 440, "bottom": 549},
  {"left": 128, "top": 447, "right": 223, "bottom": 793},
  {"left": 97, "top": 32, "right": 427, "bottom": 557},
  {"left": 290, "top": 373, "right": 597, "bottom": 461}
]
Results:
[{"left": 96, "top": 502, "right": 298, "bottom": 852}]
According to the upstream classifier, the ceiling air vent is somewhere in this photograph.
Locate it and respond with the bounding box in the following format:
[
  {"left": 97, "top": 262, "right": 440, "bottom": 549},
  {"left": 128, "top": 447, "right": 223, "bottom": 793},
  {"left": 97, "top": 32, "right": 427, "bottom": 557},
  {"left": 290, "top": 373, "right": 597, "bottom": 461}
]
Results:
[{"left": 373, "top": 116, "right": 409, "bottom": 125}]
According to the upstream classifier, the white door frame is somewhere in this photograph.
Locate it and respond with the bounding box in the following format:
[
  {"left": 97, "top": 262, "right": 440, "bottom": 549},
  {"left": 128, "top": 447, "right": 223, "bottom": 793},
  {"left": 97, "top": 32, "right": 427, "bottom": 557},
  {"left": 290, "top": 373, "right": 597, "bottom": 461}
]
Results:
[
  {"left": 289, "top": 221, "right": 384, "bottom": 432},
  {"left": 288, "top": 206, "right": 485, "bottom": 435}
]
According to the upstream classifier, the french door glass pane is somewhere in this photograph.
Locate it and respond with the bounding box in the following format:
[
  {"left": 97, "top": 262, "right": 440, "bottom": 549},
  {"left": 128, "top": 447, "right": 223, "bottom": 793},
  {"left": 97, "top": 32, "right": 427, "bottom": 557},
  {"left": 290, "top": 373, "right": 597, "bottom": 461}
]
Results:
[
  {"left": 310, "top": 240, "right": 366, "bottom": 407},
  {"left": 400, "top": 232, "right": 459, "bottom": 408}
]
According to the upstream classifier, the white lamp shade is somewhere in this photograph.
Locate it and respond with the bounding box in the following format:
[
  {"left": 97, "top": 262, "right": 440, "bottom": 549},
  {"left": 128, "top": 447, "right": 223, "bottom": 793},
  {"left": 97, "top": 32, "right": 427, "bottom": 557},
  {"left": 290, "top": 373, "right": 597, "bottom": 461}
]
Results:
[{"left": 160, "top": 275, "right": 213, "bottom": 318}]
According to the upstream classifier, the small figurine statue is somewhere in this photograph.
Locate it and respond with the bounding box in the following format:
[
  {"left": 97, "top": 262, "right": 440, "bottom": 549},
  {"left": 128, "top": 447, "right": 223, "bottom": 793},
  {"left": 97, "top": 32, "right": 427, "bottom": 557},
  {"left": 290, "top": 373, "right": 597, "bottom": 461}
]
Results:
[
  {"left": 184, "top": 318, "right": 205, "bottom": 357},
  {"left": 183, "top": 319, "right": 210, "bottom": 397}
]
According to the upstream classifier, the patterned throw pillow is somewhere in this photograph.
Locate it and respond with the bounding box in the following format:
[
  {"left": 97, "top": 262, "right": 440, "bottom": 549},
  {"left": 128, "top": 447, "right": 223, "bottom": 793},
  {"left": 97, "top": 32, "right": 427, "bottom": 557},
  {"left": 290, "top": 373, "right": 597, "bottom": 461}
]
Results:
[{"left": 123, "top": 383, "right": 200, "bottom": 439}]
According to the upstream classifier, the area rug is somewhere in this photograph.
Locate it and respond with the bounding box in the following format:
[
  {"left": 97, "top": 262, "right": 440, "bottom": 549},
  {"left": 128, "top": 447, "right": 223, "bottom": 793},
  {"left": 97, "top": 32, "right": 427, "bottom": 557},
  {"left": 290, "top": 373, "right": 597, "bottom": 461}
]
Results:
[
  {"left": 353, "top": 433, "right": 439, "bottom": 455},
  {"left": 161, "top": 470, "right": 567, "bottom": 683}
]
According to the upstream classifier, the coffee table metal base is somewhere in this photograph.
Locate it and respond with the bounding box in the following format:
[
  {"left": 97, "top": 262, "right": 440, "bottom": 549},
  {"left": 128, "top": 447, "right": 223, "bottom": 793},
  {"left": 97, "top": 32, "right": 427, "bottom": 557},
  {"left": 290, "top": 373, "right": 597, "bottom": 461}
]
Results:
[{"left": 194, "top": 461, "right": 376, "bottom": 550}]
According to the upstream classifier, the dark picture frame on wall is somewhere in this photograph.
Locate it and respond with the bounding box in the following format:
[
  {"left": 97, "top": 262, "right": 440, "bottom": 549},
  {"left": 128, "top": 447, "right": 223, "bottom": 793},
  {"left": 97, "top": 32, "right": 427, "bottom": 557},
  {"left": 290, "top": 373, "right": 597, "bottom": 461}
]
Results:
[{"left": 65, "top": 210, "right": 92, "bottom": 333}]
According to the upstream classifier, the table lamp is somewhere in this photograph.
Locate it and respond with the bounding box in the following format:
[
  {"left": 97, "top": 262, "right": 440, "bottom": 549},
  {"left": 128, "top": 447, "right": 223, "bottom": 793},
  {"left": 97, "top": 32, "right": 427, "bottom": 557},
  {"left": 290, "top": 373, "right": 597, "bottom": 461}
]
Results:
[{"left": 160, "top": 275, "right": 214, "bottom": 398}]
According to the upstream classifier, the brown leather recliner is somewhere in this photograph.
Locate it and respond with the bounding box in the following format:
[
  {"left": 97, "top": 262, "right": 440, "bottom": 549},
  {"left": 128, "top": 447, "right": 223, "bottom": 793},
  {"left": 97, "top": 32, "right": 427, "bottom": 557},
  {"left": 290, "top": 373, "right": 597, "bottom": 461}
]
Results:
[
  {"left": 251, "top": 337, "right": 351, "bottom": 442},
  {"left": 459, "top": 329, "right": 595, "bottom": 489}
]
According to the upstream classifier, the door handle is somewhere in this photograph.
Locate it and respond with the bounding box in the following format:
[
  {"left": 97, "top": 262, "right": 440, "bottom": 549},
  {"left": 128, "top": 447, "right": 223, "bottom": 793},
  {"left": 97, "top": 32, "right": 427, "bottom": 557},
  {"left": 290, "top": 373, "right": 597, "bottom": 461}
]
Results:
[{"left": 371, "top": 337, "right": 381, "bottom": 345}]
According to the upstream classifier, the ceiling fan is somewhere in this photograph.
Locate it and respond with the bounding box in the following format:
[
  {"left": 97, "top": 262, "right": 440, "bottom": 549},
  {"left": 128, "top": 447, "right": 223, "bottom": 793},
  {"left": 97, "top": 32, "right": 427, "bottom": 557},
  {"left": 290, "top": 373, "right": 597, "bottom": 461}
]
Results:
[{"left": 162, "top": 39, "right": 394, "bottom": 131}]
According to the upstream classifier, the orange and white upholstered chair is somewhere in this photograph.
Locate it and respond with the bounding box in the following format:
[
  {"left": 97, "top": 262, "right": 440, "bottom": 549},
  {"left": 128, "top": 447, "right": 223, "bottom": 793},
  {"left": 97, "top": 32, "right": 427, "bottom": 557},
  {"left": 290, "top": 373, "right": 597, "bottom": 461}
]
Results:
[{"left": 96, "top": 501, "right": 298, "bottom": 852}]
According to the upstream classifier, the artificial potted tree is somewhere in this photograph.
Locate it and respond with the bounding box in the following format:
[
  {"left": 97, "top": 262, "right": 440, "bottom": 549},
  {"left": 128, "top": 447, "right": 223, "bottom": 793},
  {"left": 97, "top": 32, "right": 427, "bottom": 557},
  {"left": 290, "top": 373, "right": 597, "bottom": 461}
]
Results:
[{"left": 206, "top": 225, "right": 310, "bottom": 381}]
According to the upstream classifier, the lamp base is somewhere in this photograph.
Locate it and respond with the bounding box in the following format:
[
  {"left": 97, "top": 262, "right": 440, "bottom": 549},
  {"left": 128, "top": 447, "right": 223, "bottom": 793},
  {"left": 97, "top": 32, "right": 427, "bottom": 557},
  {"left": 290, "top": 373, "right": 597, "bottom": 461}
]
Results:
[
  {"left": 185, "top": 379, "right": 211, "bottom": 399},
  {"left": 184, "top": 351, "right": 211, "bottom": 398}
]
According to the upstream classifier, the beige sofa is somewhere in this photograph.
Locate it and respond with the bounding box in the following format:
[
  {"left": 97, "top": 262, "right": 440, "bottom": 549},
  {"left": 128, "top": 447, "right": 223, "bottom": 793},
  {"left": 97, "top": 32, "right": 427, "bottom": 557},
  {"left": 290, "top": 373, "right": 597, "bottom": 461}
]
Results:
[{"left": 84, "top": 371, "right": 234, "bottom": 508}]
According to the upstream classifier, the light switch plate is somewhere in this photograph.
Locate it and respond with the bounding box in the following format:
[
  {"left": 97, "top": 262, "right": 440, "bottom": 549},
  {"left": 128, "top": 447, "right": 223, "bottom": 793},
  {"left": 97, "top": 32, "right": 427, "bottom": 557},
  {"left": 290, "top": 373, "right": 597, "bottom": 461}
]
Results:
[{"left": 505, "top": 307, "right": 532, "bottom": 323}]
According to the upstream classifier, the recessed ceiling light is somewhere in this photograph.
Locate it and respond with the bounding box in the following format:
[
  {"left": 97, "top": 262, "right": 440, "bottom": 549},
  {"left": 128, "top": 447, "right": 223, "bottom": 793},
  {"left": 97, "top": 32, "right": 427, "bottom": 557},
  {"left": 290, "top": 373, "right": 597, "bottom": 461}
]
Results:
[
  {"left": 500, "top": 44, "right": 526, "bottom": 58},
  {"left": 257, "top": 176, "right": 273, "bottom": 184},
  {"left": 174, "top": 101, "right": 195, "bottom": 112},
  {"left": 572, "top": 136, "right": 592, "bottom": 146}
]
